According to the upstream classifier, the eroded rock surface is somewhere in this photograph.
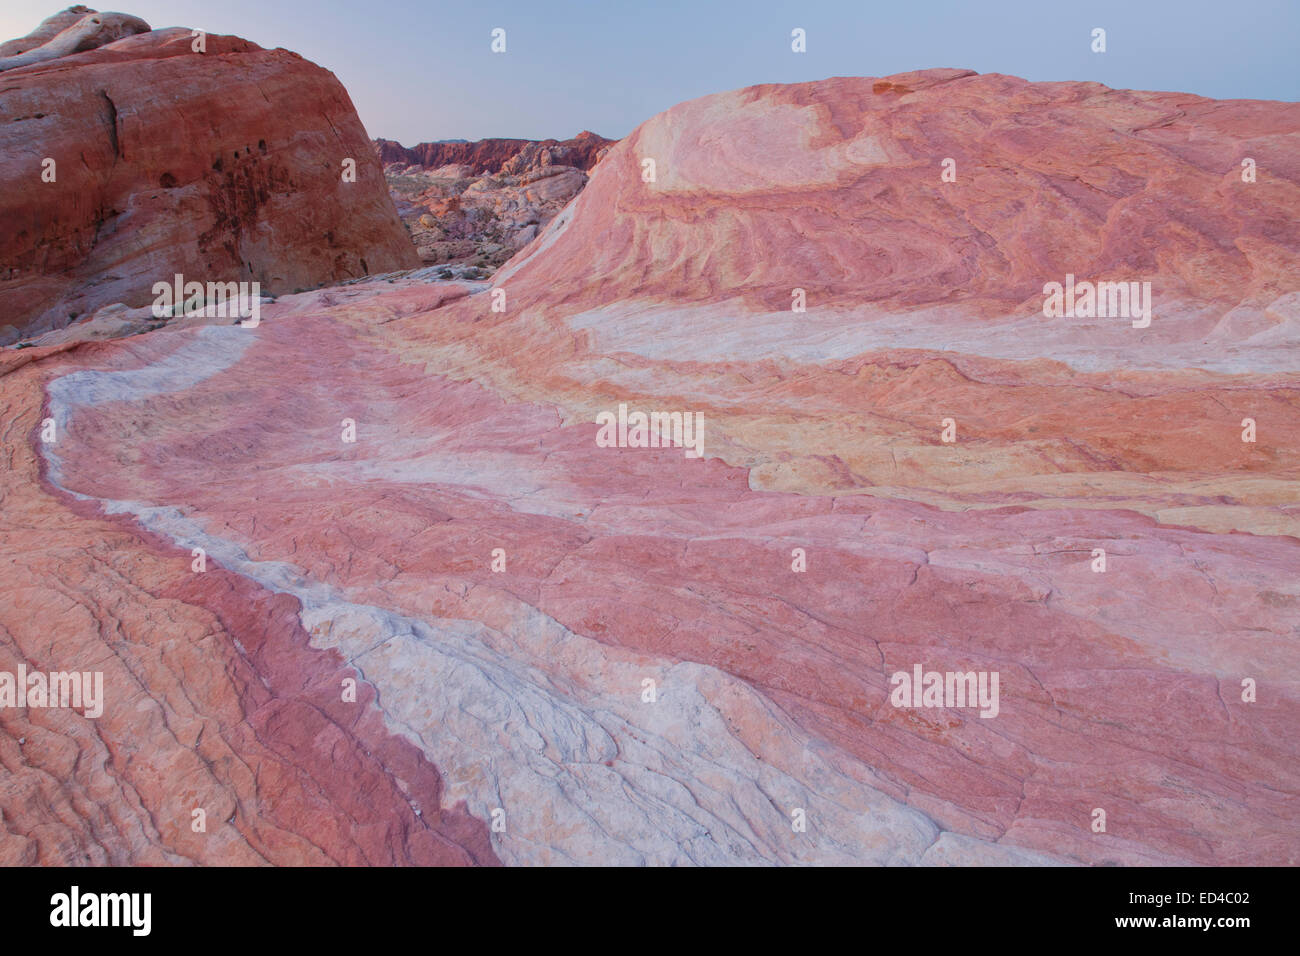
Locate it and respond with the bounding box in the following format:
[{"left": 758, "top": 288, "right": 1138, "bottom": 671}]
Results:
[
  {"left": 381, "top": 131, "right": 614, "bottom": 272},
  {"left": 2, "top": 70, "right": 1297, "bottom": 866},
  {"left": 0, "top": 6, "right": 149, "bottom": 71},
  {"left": 375, "top": 130, "right": 611, "bottom": 175},
  {"left": 0, "top": 11, "right": 417, "bottom": 344}
]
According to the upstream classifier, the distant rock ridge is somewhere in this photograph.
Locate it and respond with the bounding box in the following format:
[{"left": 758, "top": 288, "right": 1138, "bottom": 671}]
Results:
[
  {"left": 374, "top": 130, "right": 614, "bottom": 176},
  {"left": 380, "top": 132, "right": 615, "bottom": 273}
]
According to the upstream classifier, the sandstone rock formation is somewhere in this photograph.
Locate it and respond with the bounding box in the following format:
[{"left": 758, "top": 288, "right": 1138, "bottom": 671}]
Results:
[
  {"left": 0, "top": 6, "right": 149, "bottom": 71},
  {"left": 0, "top": 10, "right": 417, "bottom": 344},
  {"left": 2, "top": 70, "right": 1297, "bottom": 866},
  {"left": 375, "top": 130, "right": 612, "bottom": 175},
  {"left": 381, "top": 132, "right": 614, "bottom": 272},
  {"left": 387, "top": 164, "right": 591, "bottom": 271}
]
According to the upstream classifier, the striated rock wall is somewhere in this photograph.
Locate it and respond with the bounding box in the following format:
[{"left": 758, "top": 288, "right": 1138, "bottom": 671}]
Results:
[{"left": 498, "top": 70, "right": 1297, "bottom": 338}]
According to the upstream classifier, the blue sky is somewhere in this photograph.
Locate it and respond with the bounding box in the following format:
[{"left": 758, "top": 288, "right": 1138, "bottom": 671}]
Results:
[{"left": 3, "top": 0, "right": 1296, "bottom": 143}]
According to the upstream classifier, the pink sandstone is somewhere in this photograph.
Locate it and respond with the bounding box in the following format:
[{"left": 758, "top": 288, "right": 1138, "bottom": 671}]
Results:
[{"left": 1, "top": 68, "right": 1297, "bottom": 865}]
